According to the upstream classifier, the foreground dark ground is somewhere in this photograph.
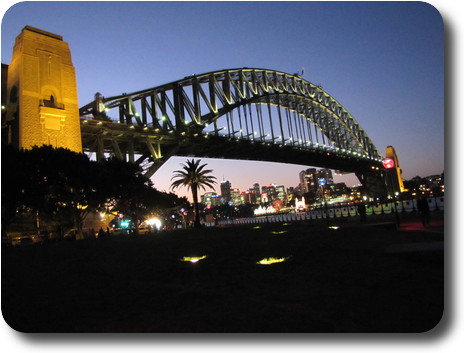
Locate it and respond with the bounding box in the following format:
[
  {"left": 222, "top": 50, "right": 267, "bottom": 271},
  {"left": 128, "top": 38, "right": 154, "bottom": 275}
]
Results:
[{"left": 2, "top": 214, "right": 444, "bottom": 333}]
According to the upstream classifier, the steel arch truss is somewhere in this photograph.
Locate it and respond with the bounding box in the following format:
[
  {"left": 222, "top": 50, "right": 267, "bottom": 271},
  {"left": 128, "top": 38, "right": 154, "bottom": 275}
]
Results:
[{"left": 80, "top": 68, "right": 384, "bottom": 181}]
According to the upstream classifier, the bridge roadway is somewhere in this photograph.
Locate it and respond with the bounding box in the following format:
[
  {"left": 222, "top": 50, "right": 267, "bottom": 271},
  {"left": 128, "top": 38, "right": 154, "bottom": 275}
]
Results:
[{"left": 80, "top": 117, "right": 386, "bottom": 198}]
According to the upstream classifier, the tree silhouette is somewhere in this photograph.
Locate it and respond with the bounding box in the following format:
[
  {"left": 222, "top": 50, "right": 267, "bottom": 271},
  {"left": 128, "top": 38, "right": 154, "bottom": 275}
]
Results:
[
  {"left": 1, "top": 144, "right": 27, "bottom": 235},
  {"left": 170, "top": 159, "right": 217, "bottom": 228},
  {"left": 19, "top": 145, "right": 104, "bottom": 239},
  {"left": 1, "top": 146, "right": 187, "bottom": 238},
  {"left": 96, "top": 157, "right": 186, "bottom": 233}
]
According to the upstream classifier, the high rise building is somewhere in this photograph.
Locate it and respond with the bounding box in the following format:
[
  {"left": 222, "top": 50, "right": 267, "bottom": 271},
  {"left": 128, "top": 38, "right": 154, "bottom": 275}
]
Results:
[
  {"left": 299, "top": 168, "right": 334, "bottom": 195},
  {"left": 231, "top": 188, "right": 242, "bottom": 205},
  {"left": 275, "top": 185, "right": 287, "bottom": 203},
  {"left": 201, "top": 192, "right": 217, "bottom": 206},
  {"left": 260, "top": 192, "right": 269, "bottom": 204},
  {"left": 262, "top": 185, "right": 277, "bottom": 202},
  {"left": 253, "top": 183, "right": 261, "bottom": 203},
  {"left": 210, "top": 194, "right": 223, "bottom": 207},
  {"left": 241, "top": 190, "right": 254, "bottom": 204},
  {"left": 220, "top": 180, "right": 231, "bottom": 203},
  {"left": 299, "top": 170, "right": 309, "bottom": 193},
  {"left": 330, "top": 183, "right": 349, "bottom": 197},
  {"left": 286, "top": 186, "right": 296, "bottom": 204},
  {"left": 299, "top": 168, "right": 317, "bottom": 194},
  {"left": 316, "top": 168, "right": 334, "bottom": 185}
]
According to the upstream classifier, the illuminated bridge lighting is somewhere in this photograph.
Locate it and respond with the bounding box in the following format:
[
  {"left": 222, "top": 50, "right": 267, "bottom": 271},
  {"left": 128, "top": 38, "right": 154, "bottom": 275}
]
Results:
[{"left": 78, "top": 68, "right": 385, "bottom": 193}]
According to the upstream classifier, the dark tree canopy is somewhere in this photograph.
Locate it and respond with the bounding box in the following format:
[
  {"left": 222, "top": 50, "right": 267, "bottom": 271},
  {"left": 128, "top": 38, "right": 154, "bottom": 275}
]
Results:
[{"left": 1, "top": 145, "right": 184, "bottom": 238}]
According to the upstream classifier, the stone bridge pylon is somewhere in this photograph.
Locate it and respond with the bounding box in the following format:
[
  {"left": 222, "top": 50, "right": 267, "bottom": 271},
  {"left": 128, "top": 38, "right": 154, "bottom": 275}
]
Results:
[{"left": 3, "top": 26, "right": 82, "bottom": 153}]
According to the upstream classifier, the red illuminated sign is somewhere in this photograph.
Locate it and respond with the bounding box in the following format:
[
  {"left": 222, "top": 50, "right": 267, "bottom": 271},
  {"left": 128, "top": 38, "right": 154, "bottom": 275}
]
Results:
[{"left": 382, "top": 158, "right": 395, "bottom": 169}]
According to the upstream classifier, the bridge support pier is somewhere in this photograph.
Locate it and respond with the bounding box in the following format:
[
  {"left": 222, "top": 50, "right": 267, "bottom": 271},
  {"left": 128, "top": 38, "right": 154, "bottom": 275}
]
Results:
[
  {"left": 356, "top": 172, "right": 388, "bottom": 200},
  {"left": 5, "top": 26, "right": 82, "bottom": 152}
]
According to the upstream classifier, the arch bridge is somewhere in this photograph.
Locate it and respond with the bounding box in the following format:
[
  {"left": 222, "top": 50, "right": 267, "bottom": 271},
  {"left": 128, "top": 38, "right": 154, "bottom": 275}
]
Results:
[{"left": 79, "top": 68, "right": 386, "bottom": 196}]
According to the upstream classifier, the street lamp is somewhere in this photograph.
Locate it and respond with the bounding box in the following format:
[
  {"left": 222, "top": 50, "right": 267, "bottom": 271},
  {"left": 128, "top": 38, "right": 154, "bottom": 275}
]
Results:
[
  {"left": 318, "top": 178, "right": 329, "bottom": 224},
  {"left": 382, "top": 158, "right": 400, "bottom": 228}
]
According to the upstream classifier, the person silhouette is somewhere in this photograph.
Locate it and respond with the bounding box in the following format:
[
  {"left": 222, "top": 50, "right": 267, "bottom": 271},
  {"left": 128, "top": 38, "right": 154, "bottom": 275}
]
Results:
[
  {"left": 417, "top": 197, "right": 430, "bottom": 227},
  {"left": 357, "top": 203, "right": 367, "bottom": 222}
]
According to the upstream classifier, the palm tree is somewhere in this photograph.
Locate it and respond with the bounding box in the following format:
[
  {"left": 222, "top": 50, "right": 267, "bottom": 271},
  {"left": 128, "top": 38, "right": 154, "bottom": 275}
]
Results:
[{"left": 170, "top": 159, "right": 217, "bottom": 228}]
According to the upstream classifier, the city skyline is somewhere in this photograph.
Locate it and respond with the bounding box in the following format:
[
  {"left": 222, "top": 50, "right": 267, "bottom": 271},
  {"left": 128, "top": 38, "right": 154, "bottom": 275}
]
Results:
[
  {"left": 155, "top": 157, "right": 358, "bottom": 199},
  {"left": 196, "top": 165, "right": 443, "bottom": 202},
  {"left": 1, "top": 1, "right": 444, "bottom": 201}
]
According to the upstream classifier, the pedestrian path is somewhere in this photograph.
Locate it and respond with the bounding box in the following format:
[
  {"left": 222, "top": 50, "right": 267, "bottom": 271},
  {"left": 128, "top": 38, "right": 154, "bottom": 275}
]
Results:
[
  {"left": 398, "top": 219, "right": 444, "bottom": 234},
  {"left": 385, "top": 241, "right": 444, "bottom": 254},
  {"left": 380, "top": 218, "right": 444, "bottom": 254}
]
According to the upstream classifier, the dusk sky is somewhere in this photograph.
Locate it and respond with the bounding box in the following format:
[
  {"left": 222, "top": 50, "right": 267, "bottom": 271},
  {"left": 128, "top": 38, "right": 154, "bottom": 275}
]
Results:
[
  {"left": 0, "top": 0, "right": 461, "bottom": 350},
  {"left": 1, "top": 1, "right": 445, "bottom": 199}
]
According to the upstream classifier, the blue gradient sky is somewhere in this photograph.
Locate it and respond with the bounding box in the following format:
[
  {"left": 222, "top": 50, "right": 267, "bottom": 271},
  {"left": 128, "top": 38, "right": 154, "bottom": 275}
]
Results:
[{"left": 1, "top": 1, "right": 444, "bottom": 199}]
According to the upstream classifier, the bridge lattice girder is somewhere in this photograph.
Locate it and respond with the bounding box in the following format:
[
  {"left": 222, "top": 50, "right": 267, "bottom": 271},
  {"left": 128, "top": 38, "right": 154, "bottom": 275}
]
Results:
[{"left": 79, "top": 68, "right": 386, "bottom": 196}]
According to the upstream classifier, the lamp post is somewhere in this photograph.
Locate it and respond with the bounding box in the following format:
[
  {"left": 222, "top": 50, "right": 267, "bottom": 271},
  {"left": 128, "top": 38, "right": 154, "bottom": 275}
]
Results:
[
  {"left": 318, "top": 178, "right": 329, "bottom": 225},
  {"left": 382, "top": 158, "right": 400, "bottom": 228}
]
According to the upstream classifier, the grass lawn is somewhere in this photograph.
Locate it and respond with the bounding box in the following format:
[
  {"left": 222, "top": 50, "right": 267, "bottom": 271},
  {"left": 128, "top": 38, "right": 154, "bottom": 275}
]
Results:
[{"left": 2, "top": 221, "right": 443, "bottom": 333}]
